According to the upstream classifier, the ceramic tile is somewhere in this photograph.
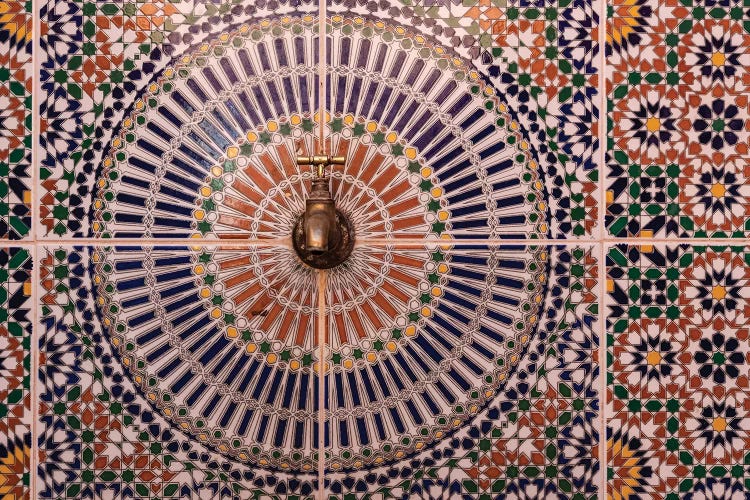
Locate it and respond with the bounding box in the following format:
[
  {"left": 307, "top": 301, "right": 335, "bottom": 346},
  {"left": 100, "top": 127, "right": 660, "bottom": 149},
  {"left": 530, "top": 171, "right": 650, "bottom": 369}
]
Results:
[
  {"left": 39, "top": 0, "right": 599, "bottom": 240},
  {"left": 37, "top": 245, "right": 321, "bottom": 498},
  {"left": 327, "top": 0, "right": 601, "bottom": 239},
  {"left": 38, "top": 1, "right": 319, "bottom": 238},
  {"left": 606, "top": 0, "right": 750, "bottom": 237},
  {"left": 607, "top": 244, "right": 750, "bottom": 498},
  {"left": 0, "top": 0, "right": 32, "bottom": 239},
  {"left": 0, "top": 247, "right": 32, "bottom": 498},
  {"left": 324, "top": 244, "right": 600, "bottom": 498}
]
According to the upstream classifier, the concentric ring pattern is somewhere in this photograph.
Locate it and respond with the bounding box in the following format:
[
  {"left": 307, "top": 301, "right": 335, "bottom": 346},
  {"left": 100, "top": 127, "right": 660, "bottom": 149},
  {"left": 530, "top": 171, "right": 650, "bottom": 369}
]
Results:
[
  {"left": 91, "top": 16, "right": 549, "bottom": 240},
  {"left": 87, "top": 15, "right": 551, "bottom": 477}
]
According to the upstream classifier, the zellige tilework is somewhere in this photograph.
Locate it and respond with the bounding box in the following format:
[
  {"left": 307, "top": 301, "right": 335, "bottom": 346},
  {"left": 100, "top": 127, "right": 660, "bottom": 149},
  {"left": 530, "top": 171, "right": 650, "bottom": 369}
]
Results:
[
  {"left": 323, "top": 17, "right": 548, "bottom": 240},
  {"left": 38, "top": 245, "right": 321, "bottom": 498},
  {"left": 40, "top": 0, "right": 600, "bottom": 239},
  {"left": 608, "top": 244, "right": 750, "bottom": 498},
  {"left": 326, "top": 245, "right": 600, "bottom": 498},
  {"left": 0, "top": 247, "right": 31, "bottom": 499},
  {"left": 607, "top": 0, "right": 750, "bottom": 237},
  {"left": 0, "top": 0, "right": 31, "bottom": 239},
  {"left": 38, "top": 0, "right": 319, "bottom": 238},
  {"left": 328, "top": 0, "right": 601, "bottom": 238}
]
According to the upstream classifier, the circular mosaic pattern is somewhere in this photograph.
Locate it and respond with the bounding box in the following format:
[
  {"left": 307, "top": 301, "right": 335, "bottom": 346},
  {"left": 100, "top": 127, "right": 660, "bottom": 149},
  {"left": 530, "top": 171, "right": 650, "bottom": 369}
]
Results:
[
  {"left": 92, "top": 16, "right": 549, "bottom": 240},
  {"left": 90, "top": 16, "right": 550, "bottom": 473},
  {"left": 93, "top": 242, "right": 547, "bottom": 471}
]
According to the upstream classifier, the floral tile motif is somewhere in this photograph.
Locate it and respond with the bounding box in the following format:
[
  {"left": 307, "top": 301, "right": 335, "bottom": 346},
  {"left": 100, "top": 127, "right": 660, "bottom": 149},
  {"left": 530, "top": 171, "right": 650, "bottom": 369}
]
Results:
[
  {"left": 327, "top": 0, "right": 601, "bottom": 238},
  {"left": 38, "top": 0, "right": 319, "bottom": 238},
  {"left": 0, "top": 0, "right": 32, "bottom": 239},
  {"left": 38, "top": 245, "right": 321, "bottom": 498},
  {"left": 607, "top": 244, "right": 750, "bottom": 499},
  {"left": 325, "top": 244, "right": 600, "bottom": 498},
  {"left": 606, "top": 0, "right": 750, "bottom": 237},
  {"left": 0, "top": 247, "right": 31, "bottom": 498}
]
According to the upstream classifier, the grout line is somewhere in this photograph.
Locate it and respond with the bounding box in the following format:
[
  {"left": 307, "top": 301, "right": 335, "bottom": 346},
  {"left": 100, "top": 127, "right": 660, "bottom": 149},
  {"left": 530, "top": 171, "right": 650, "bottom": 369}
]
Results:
[
  {"left": 23, "top": 238, "right": 293, "bottom": 246},
  {"left": 30, "top": 244, "right": 39, "bottom": 499},
  {"left": 598, "top": 0, "right": 606, "bottom": 242},
  {"left": 600, "top": 238, "right": 750, "bottom": 244},
  {"left": 599, "top": 0, "right": 607, "bottom": 497},
  {"left": 599, "top": 242, "right": 607, "bottom": 500},
  {"left": 316, "top": 270, "right": 327, "bottom": 500},
  {"left": 26, "top": 237, "right": 750, "bottom": 247}
]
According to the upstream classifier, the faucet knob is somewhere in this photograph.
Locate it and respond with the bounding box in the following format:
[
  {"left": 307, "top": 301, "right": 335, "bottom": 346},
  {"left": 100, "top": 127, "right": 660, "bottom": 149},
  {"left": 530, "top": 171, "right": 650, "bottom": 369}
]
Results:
[{"left": 296, "top": 155, "right": 346, "bottom": 166}]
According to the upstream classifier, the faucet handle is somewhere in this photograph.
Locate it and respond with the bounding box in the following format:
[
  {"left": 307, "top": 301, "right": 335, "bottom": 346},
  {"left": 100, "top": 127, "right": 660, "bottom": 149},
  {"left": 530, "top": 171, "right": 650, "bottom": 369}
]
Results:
[
  {"left": 296, "top": 155, "right": 346, "bottom": 178},
  {"left": 296, "top": 155, "right": 346, "bottom": 166}
]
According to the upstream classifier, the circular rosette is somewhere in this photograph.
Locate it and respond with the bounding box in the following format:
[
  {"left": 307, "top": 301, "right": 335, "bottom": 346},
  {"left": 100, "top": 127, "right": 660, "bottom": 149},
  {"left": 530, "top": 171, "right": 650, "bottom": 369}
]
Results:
[
  {"left": 93, "top": 246, "right": 323, "bottom": 471},
  {"left": 92, "top": 16, "right": 548, "bottom": 240},
  {"left": 323, "top": 244, "right": 548, "bottom": 470}
]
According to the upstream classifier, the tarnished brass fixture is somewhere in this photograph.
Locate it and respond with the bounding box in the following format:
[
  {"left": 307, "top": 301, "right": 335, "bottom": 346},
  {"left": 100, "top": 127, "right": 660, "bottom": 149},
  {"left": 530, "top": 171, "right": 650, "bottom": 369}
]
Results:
[{"left": 292, "top": 155, "right": 354, "bottom": 269}]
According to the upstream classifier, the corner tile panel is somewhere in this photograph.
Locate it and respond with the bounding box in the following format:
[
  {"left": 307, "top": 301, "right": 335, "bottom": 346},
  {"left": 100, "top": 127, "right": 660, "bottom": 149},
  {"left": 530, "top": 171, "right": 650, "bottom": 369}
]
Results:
[
  {"left": 328, "top": 0, "right": 601, "bottom": 239},
  {"left": 37, "top": 245, "right": 321, "bottom": 498},
  {"left": 38, "top": 0, "right": 318, "bottom": 238},
  {"left": 0, "top": 0, "right": 32, "bottom": 239},
  {"left": 0, "top": 247, "right": 31, "bottom": 498},
  {"left": 325, "top": 244, "right": 600, "bottom": 498},
  {"left": 608, "top": 244, "right": 750, "bottom": 497},
  {"left": 606, "top": 1, "right": 750, "bottom": 237}
]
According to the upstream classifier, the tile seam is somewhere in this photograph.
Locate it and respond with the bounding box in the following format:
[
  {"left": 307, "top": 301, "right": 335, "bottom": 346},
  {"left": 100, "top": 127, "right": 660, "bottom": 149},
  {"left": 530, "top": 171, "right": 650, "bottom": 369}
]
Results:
[
  {"left": 318, "top": 0, "right": 327, "bottom": 155},
  {"left": 30, "top": 0, "right": 40, "bottom": 490},
  {"left": 599, "top": 242, "right": 607, "bottom": 500},
  {"left": 26, "top": 240, "right": 619, "bottom": 247},
  {"left": 30, "top": 244, "right": 39, "bottom": 500},
  {"left": 599, "top": 0, "right": 606, "bottom": 244},
  {"left": 598, "top": 0, "right": 607, "bottom": 496},
  {"left": 30, "top": 238, "right": 750, "bottom": 245}
]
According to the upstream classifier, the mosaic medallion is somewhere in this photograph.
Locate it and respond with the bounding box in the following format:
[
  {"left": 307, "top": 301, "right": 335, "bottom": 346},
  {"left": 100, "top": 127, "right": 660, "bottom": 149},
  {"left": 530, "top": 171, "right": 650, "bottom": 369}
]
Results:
[
  {"left": 91, "top": 16, "right": 549, "bottom": 240},
  {"left": 91, "top": 242, "right": 548, "bottom": 470},
  {"left": 81, "top": 14, "right": 555, "bottom": 479}
]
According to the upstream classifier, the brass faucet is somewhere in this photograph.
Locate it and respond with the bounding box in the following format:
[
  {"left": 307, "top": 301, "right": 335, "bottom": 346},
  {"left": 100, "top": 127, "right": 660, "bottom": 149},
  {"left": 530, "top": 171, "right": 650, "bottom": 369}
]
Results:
[
  {"left": 303, "top": 177, "right": 337, "bottom": 254},
  {"left": 292, "top": 155, "right": 354, "bottom": 268}
]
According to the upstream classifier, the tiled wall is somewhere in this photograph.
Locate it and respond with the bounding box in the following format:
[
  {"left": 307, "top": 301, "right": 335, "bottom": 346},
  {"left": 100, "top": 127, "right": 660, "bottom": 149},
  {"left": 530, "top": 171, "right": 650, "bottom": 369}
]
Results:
[{"left": 0, "top": 0, "right": 746, "bottom": 497}]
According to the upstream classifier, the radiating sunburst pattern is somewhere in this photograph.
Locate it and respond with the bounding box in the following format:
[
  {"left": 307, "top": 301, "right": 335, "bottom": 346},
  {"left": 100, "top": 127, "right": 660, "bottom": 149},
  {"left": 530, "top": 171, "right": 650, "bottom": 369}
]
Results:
[
  {"left": 93, "top": 243, "right": 548, "bottom": 474},
  {"left": 92, "top": 17, "right": 547, "bottom": 241},
  {"left": 325, "top": 245, "right": 548, "bottom": 470},
  {"left": 608, "top": 428, "right": 657, "bottom": 500},
  {"left": 0, "top": 0, "right": 31, "bottom": 47},
  {"left": 0, "top": 437, "right": 29, "bottom": 499},
  {"left": 82, "top": 10, "right": 554, "bottom": 492}
]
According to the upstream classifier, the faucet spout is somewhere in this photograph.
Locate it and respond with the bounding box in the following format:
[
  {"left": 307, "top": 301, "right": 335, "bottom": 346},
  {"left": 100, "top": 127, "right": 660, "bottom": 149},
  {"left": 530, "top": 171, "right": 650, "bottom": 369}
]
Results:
[
  {"left": 292, "top": 162, "right": 354, "bottom": 269},
  {"left": 303, "top": 178, "right": 338, "bottom": 254},
  {"left": 304, "top": 210, "right": 332, "bottom": 253}
]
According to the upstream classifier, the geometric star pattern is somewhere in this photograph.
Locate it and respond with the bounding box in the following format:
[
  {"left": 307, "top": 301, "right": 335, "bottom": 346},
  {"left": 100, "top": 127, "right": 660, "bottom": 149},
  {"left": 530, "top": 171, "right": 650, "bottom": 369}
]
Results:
[
  {"left": 0, "top": 248, "right": 31, "bottom": 499},
  {"left": 0, "top": 0, "right": 31, "bottom": 239},
  {"left": 606, "top": 0, "right": 750, "bottom": 237},
  {"left": 1, "top": 0, "right": 747, "bottom": 496},
  {"left": 608, "top": 244, "right": 750, "bottom": 498}
]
